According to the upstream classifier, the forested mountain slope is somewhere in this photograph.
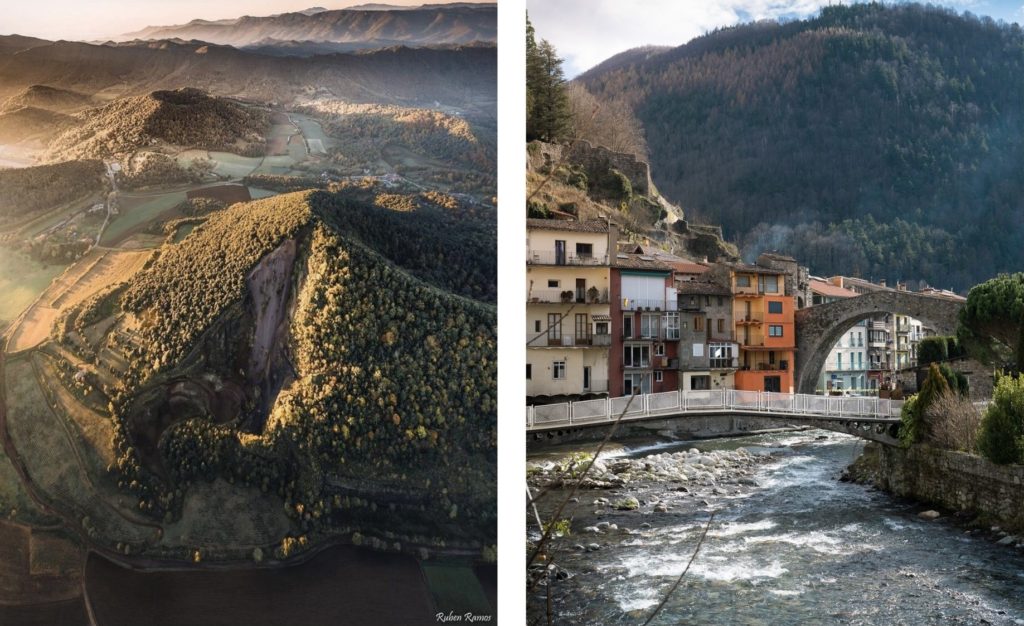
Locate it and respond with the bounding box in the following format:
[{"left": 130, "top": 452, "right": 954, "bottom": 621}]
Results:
[
  {"left": 45, "top": 88, "right": 268, "bottom": 160},
  {"left": 580, "top": 3, "right": 1024, "bottom": 290}
]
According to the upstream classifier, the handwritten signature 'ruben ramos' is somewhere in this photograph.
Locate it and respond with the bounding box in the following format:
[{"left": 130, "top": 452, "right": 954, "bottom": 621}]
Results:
[{"left": 436, "top": 611, "right": 493, "bottom": 623}]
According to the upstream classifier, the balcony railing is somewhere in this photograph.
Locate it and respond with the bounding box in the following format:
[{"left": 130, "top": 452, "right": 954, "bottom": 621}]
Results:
[
  {"left": 622, "top": 298, "right": 671, "bottom": 311},
  {"left": 530, "top": 334, "right": 613, "bottom": 347},
  {"left": 527, "top": 287, "right": 609, "bottom": 304},
  {"left": 528, "top": 250, "right": 608, "bottom": 266},
  {"left": 710, "top": 357, "right": 739, "bottom": 369},
  {"left": 622, "top": 330, "right": 681, "bottom": 341}
]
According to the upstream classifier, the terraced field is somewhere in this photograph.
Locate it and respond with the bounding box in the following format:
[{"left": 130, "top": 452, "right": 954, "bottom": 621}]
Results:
[{"left": 7, "top": 249, "right": 151, "bottom": 353}]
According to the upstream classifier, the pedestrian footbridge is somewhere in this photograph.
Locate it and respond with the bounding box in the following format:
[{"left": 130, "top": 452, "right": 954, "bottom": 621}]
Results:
[{"left": 527, "top": 389, "right": 905, "bottom": 445}]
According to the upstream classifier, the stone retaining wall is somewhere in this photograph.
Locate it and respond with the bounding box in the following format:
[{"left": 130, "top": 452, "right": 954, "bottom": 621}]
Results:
[{"left": 857, "top": 443, "right": 1024, "bottom": 533}]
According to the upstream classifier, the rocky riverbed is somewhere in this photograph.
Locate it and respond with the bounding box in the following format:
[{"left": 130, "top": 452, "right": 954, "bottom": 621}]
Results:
[{"left": 527, "top": 432, "right": 1024, "bottom": 625}]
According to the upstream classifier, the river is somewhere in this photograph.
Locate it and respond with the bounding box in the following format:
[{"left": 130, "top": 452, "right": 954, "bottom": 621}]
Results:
[{"left": 528, "top": 431, "right": 1024, "bottom": 624}]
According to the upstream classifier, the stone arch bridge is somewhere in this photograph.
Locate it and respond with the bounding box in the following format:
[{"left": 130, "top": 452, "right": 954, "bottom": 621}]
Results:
[{"left": 794, "top": 291, "right": 964, "bottom": 395}]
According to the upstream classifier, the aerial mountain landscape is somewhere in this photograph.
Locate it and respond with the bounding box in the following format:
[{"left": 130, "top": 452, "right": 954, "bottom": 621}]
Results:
[
  {"left": 0, "top": 2, "right": 495, "bottom": 624},
  {"left": 574, "top": 3, "right": 1024, "bottom": 291}
]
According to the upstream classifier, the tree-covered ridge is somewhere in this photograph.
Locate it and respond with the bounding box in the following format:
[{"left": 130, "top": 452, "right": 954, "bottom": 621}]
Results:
[
  {"left": 45, "top": 88, "right": 269, "bottom": 161},
  {"left": 311, "top": 191, "right": 497, "bottom": 303},
  {"left": 298, "top": 100, "right": 494, "bottom": 172},
  {"left": 0, "top": 160, "right": 105, "bottom": 228},
  {"left": 119, "top": 192, "right": 313, "bottom": 382},
  {"left": 108, "top": 194, "right": 496, "bottom": 547},
  {"left": 580, "top": 3, "right": 1024, "bottom": 290}
]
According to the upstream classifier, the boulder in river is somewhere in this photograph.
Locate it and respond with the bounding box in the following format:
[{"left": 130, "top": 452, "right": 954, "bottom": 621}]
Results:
[
  {"left": 614, "top": 496, "right": 640, "bottom": 511},
  {"left": 918, "top": 510, "right": 941, "bottom": 520}
]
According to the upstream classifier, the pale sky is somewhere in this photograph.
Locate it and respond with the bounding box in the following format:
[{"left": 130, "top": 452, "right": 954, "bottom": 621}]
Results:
[
  {"left": 0, "top": 1, "right": 488, "bottom": 42},
  {"left": 528, "top": 0, "right": 1024, "bottom": 77}
]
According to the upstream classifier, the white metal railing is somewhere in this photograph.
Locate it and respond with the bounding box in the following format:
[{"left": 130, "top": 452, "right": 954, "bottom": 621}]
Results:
[{"left": 526, "top": 389, "right": 904, "bottom": 430}]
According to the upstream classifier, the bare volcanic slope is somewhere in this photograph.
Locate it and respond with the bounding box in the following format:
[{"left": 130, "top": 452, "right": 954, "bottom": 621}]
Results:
[
  {"left": 118, "top": 5, "right": 497, "bottom": 48},
  {"left": 45, "top": 88, "right": 269, "bottom": 161},
  {"left": 56, "top": 189, "right": 496, "bottom": 554},
  {"left": 0, "top": 38, "right": 496, "bottom": 108}
]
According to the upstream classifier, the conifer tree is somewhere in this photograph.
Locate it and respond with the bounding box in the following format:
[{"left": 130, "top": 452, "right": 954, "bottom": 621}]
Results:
[{"left": 526, "top": 14, "right": 571, "bottom": 142}]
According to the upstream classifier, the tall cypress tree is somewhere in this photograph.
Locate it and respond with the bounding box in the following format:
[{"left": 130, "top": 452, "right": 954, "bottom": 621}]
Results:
[{"left": 526, "top": 14, "right": 571, "bottom": 142}]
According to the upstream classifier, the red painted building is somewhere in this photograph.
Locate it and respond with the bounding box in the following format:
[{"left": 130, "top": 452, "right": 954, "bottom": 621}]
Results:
[{"left": 610, "top": 254, "right": 679, "bottom": 396}]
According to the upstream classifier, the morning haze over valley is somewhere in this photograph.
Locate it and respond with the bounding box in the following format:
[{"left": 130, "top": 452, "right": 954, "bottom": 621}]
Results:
[{"left": 0, "top": 2, "right": 496, "bottom": 624}]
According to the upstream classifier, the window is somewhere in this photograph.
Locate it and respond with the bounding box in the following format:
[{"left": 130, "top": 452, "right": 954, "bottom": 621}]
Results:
[
  {"left": 526, "top": 364, "right": 532, "bottom": 380},
  {"left": 624, "top": 372, "right": 652, "bottom": 395},
  {"left": 717, "top": 296, "right": 724, "bottom": 306},
  {"left": 768, "top": 325, "right": 783, "bottom": 337},
  {"left": 764, "top": 376, "right": 782, "bottom": 393},
  {"left": 655, "top": 371, "right": 664, "bottom": 383},
  {"left": 655, "top": 343, "right": 665, "bottom": 356},
  {"left": 710, "top": 343, "right": 734, "bottom": 369},
  {"left": 552, "top": 361, "right": 566, "bottom": 379},
  {"left": 705, "top": 296, "right": 711, "bottom": 306},
  {"left": 547, "top": 279, "right": 560, "bottom": 288},
  {"left": 736, "top": 275, "right": 751, "bottom": 287},
  {"left": 547, "top": 313, "right": 561, "bottom": 342},
  {"left": 691, "top": 375, "right": 711, "bottom": 390},
  {"left": 837, "top": 354, "right": 843, "bottom": 370},
  {"left": 641, "top": 313, "right": 659, "bottom": 338},
  {"left": 574, "top": 313, "right": 589, "bottom": 341},
  {"left": 575, "top": 242, "right": 593, "bottom": 258},
  {"left": 623, "top": 343, "right": 651, "bottom": 368},
  {"left": 622, "top": 316, "right": 634, "bottom": 338},
  {"left": 717, "top": 318, "right": 725, "bottom": 333},
  {"left": 768, "top": 301, "right": 783, "bottom": 314},
  {"left": 663, "top": 313, "right": 680, "bottom": 340},
  {"left": 759, "top": 275, "right": 779, "bottom": 293},
  {"left": 694, "top": 316, "right": 704, "bottom": 332},
  {"left": 534, "top": 320, "right": 541, "bottom": 332},
  {"left": 595, "top": 321, "right": 609, "bottom": 336}
]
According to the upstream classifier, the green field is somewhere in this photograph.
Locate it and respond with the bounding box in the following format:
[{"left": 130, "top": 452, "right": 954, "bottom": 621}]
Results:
[
  {"left": 102, "top": 192, "right": 185, "bottom": 245},
  {"left": 208, "top": 152, "right": 264, "bottom": 178},
  {"left": 248, "top": 188, "right": 279, "bottom": 200},
  {"left": 420, "top": 561, "right": 493, "bottom": 616},
  {"left": 0, "top": 248, "right": 66, "bottom": 324}
]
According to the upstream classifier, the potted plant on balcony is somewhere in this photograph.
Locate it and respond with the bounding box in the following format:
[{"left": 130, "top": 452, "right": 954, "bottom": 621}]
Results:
[
  {"left": 560, "top": 290, "right": 573, "bottom": 303},
  {"left": 587, "top": 286, "right": 600, "bottom": 303}
]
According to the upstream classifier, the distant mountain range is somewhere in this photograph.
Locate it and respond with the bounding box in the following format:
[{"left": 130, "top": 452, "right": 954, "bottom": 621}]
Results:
[
  {"left": 579, "top": 3, "right": 1024, "bottom": 291},
  {"left": 0, "top": 36, "right": 495, "bottom": 108},
  {"left": 115, "top": 4, "right": 497, "bottom": 49}
]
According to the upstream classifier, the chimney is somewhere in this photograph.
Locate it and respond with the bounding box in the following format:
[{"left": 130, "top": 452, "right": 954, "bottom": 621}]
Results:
[
  {"left": 879, "top": 279, "right": 887, "bottom": 288},
  {"left": 606, "top": 218, "right": 618, "bottom": 258}
]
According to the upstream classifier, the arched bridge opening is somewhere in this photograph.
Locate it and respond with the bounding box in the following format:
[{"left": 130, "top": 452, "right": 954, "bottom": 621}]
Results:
[{"left": 794, "top": 292, "right": 963, "bottom": 396}]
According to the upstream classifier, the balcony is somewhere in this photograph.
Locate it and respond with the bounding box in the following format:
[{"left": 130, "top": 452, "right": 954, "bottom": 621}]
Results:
[
  {"left": 741, "top": 362, "right": 789, "bottom": 372},
  {"left": 528, "top": 287, "right": 609, "bottom": 304},
  {"left": 709, "top": 357, "right": 739, "bottom": 369},
  {"left": 735, "top": 316, "right": 763, "bottom": 325},
  {"left": 583, "top": 379, "right": 609, "bottom": 393},
  {"left": 531, "top": 334, "right": 612, "bottom": 347},
  {"left": 528, "top": 250, "right": 608, "bottom": 266},
  {"left": 621, "top": 298, "right": 669, "bottom": 311},
  {"left": 622, "top": 330, "right": 681, "bottom": 341}
]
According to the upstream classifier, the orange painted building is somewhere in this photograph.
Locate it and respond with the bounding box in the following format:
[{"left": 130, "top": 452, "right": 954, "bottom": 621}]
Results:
[{"left": 723, "top": 264, "right": 796, "bottom": 393}]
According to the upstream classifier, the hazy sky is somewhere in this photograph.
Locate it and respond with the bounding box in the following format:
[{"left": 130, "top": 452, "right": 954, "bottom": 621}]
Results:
[
  {"left": 0, "top": 1, "right": 485, "bottom": 42},
  {"left": 528, "top": 0, "right": 1024, "bottom": 77}
]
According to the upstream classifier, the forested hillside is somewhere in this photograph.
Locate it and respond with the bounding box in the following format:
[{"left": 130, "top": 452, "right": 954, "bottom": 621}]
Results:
[
  {"left": 0, "top": 160, "right": 105, "bottom": 228},
  {"left": 580, "top": 3, "right": 1024, "bottom": 290},
  {"left": 105, "top": 189, "right": 496, "bottom": 544},
  {"left": 46, "top": 88, "right": 268, "bottom": 160}
]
